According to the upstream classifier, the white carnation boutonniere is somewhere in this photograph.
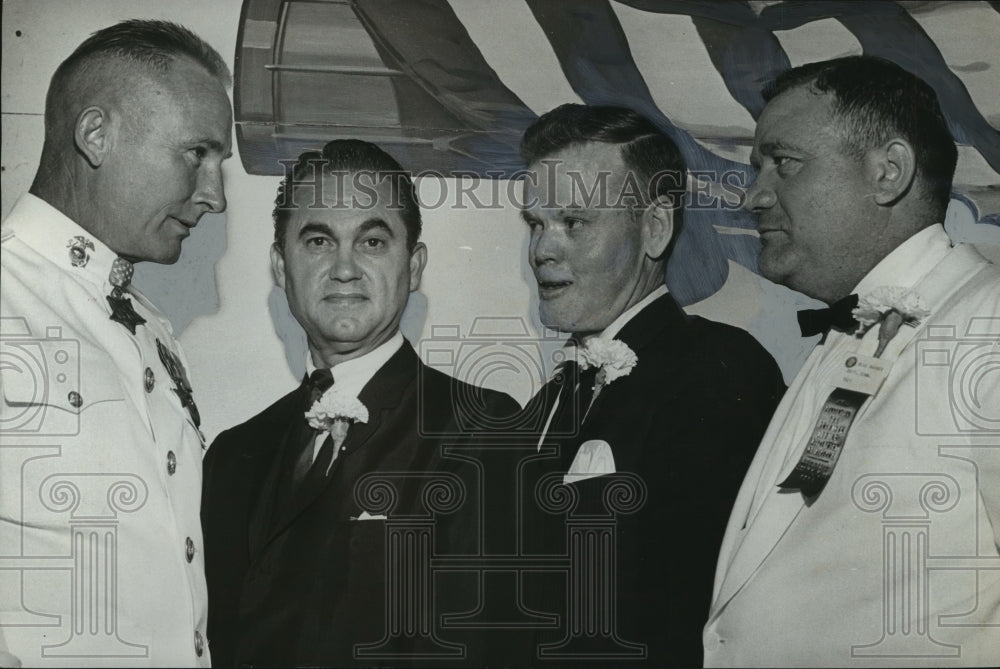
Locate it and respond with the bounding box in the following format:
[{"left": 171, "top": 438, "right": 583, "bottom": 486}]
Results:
[
  {"left": 852, "top": 286, "right": 930, "bottom": 358},
  {"left": 304, "top": 390, "right": 369, "bottom": 471},
  {"left": 577, "top": 337, "right": 638, "bottom": 388}
]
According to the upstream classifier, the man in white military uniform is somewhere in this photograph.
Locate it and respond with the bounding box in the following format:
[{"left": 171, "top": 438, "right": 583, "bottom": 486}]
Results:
[
  {"left": 0, "top": 20, "right": 232, "bottom": 667},
  {"left": 705, "top": 56, "right": 1000, "bottom": 667}
]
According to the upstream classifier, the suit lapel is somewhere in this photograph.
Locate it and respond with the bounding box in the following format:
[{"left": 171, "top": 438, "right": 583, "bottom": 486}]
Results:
[
  {"left": 573, "top": 294, "right": 681, "bottom": 447},
  {"left": 711, "top": 486, "right": 805, "bottom": 615},
  {"left": 262, "top": 342, "right": 418, "bottom": 545},
  {"left": 247, "top": 378, "right": 313, "bottom": 560}
]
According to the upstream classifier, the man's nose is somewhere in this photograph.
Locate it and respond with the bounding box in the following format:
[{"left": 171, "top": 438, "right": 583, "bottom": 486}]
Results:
[
  {"left": 329, "top": 245, "right": 361, "bottom": 282},
  {"left": 530, "top": 224, "right": 562, "bottom": 266},
  {"left": 195, "top": 163, "right": 227, "bottom": 214},
  {"left": 743, "top": 172, "right": 776, "bottom": 213}
]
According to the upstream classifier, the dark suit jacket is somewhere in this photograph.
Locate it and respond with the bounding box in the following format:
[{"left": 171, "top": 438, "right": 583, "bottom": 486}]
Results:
[
  {"left": 520, "top": 293, "right": 785, "bottom": 668},
  {"left": 202, "top": 341, "right": 517, "bottom": 667}
]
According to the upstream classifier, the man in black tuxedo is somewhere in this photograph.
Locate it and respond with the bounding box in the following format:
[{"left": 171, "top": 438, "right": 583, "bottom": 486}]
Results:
[
  {"left": 201, "top": 139, "right": 516, "bottom": 667},
  {"left": 517, "top": 105, "right": 785, "bottom": 667}
]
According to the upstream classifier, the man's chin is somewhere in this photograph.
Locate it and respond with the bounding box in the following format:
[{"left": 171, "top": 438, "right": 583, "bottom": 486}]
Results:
[
  {"left": 132, "top": 247, "right": 183, "bottom": 265},
  {"left": 538, "top": 307, "right": 575, "bottom": 334},
  {"left": 314, "top": 318, "right": 372, "bottom": 345},
  {"left": 757, "top": 254, "right": 789, "bottom": 286}
]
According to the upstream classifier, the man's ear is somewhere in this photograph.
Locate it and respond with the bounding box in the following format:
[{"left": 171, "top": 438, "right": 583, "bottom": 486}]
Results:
[
  {"left": 409, "top": 242, "right": 428, "bottom": 292},
  {"left": 75, "top": 106, "right": 111, "bottom": 168},
  {"left": 641, "top": 196, "right": 675, "bottom": 260},
  {"left": 871, "top": 138, "right": 916, "bottom": 206},
  {"left": 270, "top": 243, "right": 287, "bottom": 290}
]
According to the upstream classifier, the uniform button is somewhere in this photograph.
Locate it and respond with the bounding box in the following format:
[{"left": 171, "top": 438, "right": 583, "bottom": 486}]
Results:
[
  {"left": 68, "top": 391, "right": 83, "bottom": 408},
  {"left": 185, "top": 537, "right": 195, "bottom": 562},
  {"left": 144, "top": 367, "right": 155, "bottom": 392},
  {"left": 704, "top": 631, "right": 722, "bottom": 652},
  {"left": 167, "top": 450, "right": 177, "bottom": 475},
  {"left": 194, "top": 629, "right": 204, "bottom": 657}
]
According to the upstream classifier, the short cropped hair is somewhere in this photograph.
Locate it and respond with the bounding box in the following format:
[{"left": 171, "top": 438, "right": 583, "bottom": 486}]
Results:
[
  {"left": 520, "top": 104, "right": 687, "bottom": 237},
  {"left": 764, "top": 55, "right": 956, "bottom": 213},
  {"left": 45, "top": 20, "right": 230, "bottom": 135},
  {"left": 55, "top": 19, "right": 230, "bottom": 83},
  {"left": 273, "top": 139, "right": 422, "bottom": 251}
]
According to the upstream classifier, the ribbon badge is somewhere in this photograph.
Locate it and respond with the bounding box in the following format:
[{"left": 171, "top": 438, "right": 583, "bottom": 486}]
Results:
[{"left": 780, "top": 287, "right": 928, "bottom": 499}]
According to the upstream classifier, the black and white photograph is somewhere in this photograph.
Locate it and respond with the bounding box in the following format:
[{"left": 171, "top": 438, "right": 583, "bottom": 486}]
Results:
[{"left": 2, "top": 1, "right": 998, "bottom": 667}]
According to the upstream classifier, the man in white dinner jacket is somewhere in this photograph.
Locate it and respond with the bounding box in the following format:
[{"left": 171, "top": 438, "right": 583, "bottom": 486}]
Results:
[
  {"left": 1, "top": 20, "right": 232, "bottom": 667},
  {"left": 705, "top": 55, "right": 1000, "bottom": 667}
]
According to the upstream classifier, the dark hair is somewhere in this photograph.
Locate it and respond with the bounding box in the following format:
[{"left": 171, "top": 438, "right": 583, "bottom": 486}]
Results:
[
  {"left": 764, "top": 55, "right": 956, "bottom": 213},
  {"left": 273, "top": 139, "right": 422, "bottom": 251},
  {"left": 520, "top": 104, "right": 687, "bottom": 240}
]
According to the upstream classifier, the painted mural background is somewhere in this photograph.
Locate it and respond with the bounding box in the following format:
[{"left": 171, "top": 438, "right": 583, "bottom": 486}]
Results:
[{"left": 233, "top": 0, "right": 1000, "bottom": 307}]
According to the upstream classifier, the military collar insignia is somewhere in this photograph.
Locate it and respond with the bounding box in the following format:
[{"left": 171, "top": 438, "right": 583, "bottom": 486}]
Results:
[
  {"left": 67, "top": 236, "right": 94, "bottom": 268},
  {"left": 156, "top": 339, "right": 201, "bottom": 428}
]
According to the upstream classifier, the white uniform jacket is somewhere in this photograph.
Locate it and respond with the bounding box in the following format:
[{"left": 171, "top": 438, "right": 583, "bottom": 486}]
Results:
[{"left": 1, "top": 194, "right": 210, "bottom": 667}]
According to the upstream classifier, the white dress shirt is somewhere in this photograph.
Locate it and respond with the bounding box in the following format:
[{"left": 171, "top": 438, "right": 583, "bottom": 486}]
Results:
[{"left": 304, "top": 331, "right": 404, "bottom": 463}]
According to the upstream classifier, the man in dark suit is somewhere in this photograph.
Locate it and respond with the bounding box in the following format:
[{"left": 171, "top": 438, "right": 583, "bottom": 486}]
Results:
[
  {"left": 201, "top": 139, "right": 516, "bottom": 667},
  {"left": 517, "top": 105, "right": 785, "bottom": 667}
]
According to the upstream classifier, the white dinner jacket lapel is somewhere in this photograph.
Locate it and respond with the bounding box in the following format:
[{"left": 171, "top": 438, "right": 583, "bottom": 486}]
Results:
[{"left": 709, "top": 241, "right": 985, "bottom": 619}]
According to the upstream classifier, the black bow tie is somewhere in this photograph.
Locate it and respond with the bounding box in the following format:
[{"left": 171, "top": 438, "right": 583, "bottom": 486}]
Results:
[{"left": 797, "top": 294, "right": 860, "bottom": 337}]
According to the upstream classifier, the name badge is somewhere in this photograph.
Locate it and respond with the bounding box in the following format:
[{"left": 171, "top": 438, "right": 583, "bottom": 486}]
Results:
[{"left": 834, "top": 353, "right": 890, "bottom": 397}]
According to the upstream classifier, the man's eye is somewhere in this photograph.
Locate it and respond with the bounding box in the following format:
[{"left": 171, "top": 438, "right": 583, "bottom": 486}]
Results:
[
  {"left": 524, "top": 218, "right": 543, "bottom": 232},
  {"left": 190, "top": 146, "right": 208, "bottom": 162},
  {"left": 773, "top": 156, "right": 795, "bottom": 168},
  {"left": 565, "top": 217, "right": 585, "bottom": 230},
  {"left": 361, "top": 237, "right": 386, "bottom": 250},
  {"left": 305, "top": 236, "right": 332, "bottom": 248}
]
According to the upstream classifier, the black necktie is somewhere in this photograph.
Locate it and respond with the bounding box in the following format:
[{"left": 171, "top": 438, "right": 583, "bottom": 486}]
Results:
[
  {"left": 549, "top": 360, "right": 599, "bottom": 448},
  {"left": 797, "top": 293, "right": 860, "bottom": 337},
  {"left": 291, "top": 369, "right": 335, "bottom": 487}
]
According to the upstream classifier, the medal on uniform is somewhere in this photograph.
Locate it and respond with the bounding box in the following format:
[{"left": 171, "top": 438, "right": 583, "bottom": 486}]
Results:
[
  {"left": 107, "top": 257, "right": 146, "bottom": 334},
  {"left": 156, "top": 339, "right": 201, "bottom": 427}
]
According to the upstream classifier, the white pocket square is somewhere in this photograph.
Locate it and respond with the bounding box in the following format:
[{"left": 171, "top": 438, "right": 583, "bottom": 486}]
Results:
[
  {"left": 563, "top": 439, "right": 616, "bottom": 485},
  {"left": 352, "top": 511, "right": 387, "bottom": 521}
]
